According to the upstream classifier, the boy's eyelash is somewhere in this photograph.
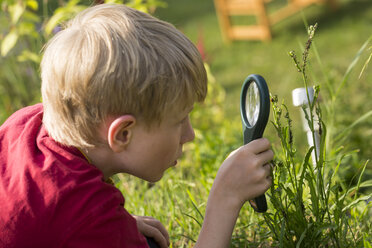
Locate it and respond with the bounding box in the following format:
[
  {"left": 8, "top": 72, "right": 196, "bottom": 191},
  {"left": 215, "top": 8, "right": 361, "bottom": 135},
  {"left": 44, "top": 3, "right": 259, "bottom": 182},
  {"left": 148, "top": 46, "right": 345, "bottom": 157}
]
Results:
[{"left": 180, "top": 116, "right": 188, "bottom": 123}]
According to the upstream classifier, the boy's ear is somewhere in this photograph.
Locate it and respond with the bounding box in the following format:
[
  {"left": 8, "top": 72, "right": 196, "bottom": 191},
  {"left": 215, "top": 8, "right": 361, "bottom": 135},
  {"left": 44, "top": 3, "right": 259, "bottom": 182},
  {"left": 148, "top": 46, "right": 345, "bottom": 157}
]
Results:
[{"left": 107, "top": 115, "right": 136, "bottom": 153}]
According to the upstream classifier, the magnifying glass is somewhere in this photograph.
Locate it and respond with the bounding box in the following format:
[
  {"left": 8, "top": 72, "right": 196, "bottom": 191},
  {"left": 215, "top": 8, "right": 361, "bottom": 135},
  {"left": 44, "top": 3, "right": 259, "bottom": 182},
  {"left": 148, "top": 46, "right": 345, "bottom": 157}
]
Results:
[{"left": 240, "top": 74, "right": 270, "bottom": 213}]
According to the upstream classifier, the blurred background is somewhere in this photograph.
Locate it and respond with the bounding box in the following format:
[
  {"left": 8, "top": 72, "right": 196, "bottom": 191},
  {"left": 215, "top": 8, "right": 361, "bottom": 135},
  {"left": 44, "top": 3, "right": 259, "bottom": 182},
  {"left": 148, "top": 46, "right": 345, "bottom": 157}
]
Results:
[{"left": 154, "top": 0, "right": 372, "bottom": 181}]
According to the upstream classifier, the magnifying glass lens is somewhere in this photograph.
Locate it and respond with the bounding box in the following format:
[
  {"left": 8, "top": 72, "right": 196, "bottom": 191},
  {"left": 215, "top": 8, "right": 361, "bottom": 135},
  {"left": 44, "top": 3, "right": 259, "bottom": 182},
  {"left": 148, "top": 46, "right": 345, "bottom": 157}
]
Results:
[{"left": 245, "top": 82, "right": 260, "bottom": 126}]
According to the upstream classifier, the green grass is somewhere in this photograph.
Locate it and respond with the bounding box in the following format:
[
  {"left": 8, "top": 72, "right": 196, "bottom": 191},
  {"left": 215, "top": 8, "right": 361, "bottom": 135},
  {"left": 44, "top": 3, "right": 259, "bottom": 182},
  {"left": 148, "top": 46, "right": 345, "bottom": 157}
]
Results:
[{"left": 154, "top": 0, "right": 372, "bottom": 108}]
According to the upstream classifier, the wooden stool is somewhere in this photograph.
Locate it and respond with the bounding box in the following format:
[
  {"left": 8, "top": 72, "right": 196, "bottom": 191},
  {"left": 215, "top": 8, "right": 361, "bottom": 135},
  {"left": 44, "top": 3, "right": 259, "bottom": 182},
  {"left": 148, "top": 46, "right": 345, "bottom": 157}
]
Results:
[{"left": 214, "top": 0, "right": 338, "bottom": 42}]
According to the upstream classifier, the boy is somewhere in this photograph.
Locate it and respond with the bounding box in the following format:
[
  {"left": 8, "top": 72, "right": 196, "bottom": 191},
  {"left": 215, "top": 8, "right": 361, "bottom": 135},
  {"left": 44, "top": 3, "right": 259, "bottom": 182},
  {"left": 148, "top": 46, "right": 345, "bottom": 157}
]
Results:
[{"left": 0, "top": 4, "right": 273, "bottom": 248}]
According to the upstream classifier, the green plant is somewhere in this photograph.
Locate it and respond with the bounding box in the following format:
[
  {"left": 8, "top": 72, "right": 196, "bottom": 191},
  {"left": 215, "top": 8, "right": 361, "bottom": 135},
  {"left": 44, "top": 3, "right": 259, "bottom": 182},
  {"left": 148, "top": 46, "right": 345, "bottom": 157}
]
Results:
[{"left": 263, "top": 24, "right": 371, "bottom": 247}]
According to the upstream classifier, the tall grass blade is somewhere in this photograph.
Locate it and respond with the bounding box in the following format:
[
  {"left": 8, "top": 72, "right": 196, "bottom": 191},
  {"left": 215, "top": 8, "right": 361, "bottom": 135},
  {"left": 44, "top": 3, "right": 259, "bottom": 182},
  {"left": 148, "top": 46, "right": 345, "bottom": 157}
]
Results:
[
  {"left": 186, "top": 189, "right": 204, "bottom": 221},
  {"left": 335, "top": 110, "right": 372, "bottom": 142},
  {"left": 342, "top": 195, "right": 370, "bottom": 212},
  {"left": 353, "top": 160, "right": 369, "bottom": 200},
  {"left": 356, "top": 179, "right": 372, "bottom": 189},
  {"left": 364, "top": 235, "right": 372, "bottom": 248},
  {"left": 359, "top": 36, "right": 372, "bottom": 79},
  {"left": 335, "top": 36, "right": 372, "bottom": 98},
  {"left": 183, "top": 213, "right": 202, "bottom": 227},
  {"left": 296, "top": 223, "right": 313, "bottom": 248},
  {"left": 279, "top": 219, "right": 285, "bottom": 248}
]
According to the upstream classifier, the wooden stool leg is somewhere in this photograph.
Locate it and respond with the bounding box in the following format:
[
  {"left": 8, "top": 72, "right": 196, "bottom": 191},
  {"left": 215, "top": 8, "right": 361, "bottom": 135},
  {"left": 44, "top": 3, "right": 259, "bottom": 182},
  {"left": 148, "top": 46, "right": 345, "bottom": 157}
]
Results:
[
  {"left": 214, "top": 0, "right": 272, "bottom": 41},
  {"left": 214, "top": 0, "right": 233, "bottom": 42},
  {"left": 256, "top": 0, "right": 271, "bottom": 40}
]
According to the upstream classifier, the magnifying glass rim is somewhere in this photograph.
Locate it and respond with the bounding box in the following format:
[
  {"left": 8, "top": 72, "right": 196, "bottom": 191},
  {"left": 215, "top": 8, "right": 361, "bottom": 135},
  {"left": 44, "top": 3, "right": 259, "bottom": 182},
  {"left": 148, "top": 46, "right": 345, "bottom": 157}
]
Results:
[{"left": 240, "top": 74, "right": 270, "bottom": 129}]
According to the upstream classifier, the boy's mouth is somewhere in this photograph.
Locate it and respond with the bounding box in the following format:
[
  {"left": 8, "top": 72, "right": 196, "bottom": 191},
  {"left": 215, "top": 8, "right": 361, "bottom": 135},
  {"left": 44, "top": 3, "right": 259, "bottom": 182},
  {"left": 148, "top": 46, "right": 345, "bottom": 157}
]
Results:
[{"left": 173, "top": 152, "right": 183, "bottom": 166}]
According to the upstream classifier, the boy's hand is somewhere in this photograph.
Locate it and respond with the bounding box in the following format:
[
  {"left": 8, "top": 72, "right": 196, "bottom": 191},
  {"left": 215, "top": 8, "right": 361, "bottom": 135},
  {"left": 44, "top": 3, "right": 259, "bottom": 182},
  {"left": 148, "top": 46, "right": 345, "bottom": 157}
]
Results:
[
  {"left": 195, "top": 138, "right": 273, "bottom": 248},
  {"left": 133, "top": 215, "right": 170, "bottom": 248},
  {"left": 211, "top": 138, "right": 274, "bottom": 211}
]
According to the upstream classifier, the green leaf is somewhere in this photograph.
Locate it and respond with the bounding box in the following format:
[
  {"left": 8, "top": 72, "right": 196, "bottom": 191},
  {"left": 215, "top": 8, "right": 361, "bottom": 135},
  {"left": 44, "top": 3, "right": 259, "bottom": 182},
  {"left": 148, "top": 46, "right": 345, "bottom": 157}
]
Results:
[
  {"left": 359, "top": 44, "right": 372, "bottom": 79},
  {"left": 279, "top": 218, "right": 286, "bottom": 247},
  {"left": 45, "top": 1, "right": 86, "bottom": 35},
  {"left": 335, "top": 110, "right": 372, "bottom": 141},
  {"left": 342, "top": 195, "right": 371, "bottom": 212},
  {"left": 26, "top": 0, "right": 38, "bottom": 10},
  {"left": 18, "top": 22, "right": 35, "bottom": 35},
  {"left": 306, "top": 171, "right": 318, "bottom": 216},
  {"left": 17, "top": 50, "right": 41, "bottom": 63},
  {"left": 1, "top": 30, "right": 18, "bottom": 56},
  {"left": 22, "top": 10, "right": 40, "bottom": 23},
  {"left": 359, "top": 179, "right": 372, "bottom": 188},
  {"left": 298, "top": 147, "right": 313, "bottom": 200},
  {"left": 346, "top": 179, "right": 372, "bottom": 194},
  {"left": 335, "top": 36, "right": 372, "bottom": 98},
  {"left": 186, "top": 189, "right": 204, "bottom": 221},
  {"left": 105, "top": 0, "right": 124, "bottom": 3},
  {"left": 45, "top": 11, "right": 69, "bottom": 35},
  {"left": 296, "top": 223, "right": 313, "bottom": 248},
  {"left": 364, "top": 235, "right": 372, "bottom": 248},
  {"left": 354, "top": 160, "right": 369, "bottom": 200},
  {"left": 9, "top": 2, "right": 25, "bottom": 24}
]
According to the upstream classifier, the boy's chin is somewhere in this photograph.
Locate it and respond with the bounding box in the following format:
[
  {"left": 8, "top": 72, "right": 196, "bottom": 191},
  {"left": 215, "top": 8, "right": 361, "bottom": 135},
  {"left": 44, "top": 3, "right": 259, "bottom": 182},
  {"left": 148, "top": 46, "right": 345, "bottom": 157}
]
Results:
[
  {"left": 145, "top": 173, "right": 164, "bottom": 183},
  {"left": 146, "top": 163, "right": 178, "bottom": 183}
]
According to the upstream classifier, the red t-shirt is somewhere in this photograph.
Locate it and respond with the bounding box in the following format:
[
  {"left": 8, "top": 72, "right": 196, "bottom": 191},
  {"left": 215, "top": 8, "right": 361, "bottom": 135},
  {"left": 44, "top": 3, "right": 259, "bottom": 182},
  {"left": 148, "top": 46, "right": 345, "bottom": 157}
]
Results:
[{"left": 0, "top": 104, "right": 148, "bottom": 248}]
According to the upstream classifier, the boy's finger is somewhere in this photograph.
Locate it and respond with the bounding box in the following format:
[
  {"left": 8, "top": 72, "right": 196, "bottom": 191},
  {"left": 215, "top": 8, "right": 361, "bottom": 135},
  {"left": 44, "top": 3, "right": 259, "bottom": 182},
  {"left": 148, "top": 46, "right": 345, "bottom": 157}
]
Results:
[
  {"left": 146, "top": 225, "right": 169, "bottom": 248},
  {"left": 247, "top": 138, "right": 271, "bottom": 154},
  {"left": 133, "top": 215, "right": 170, "bottom": 246},
  {"left": 256, "top": 149, "right": 274, "bottom": 165},
  {"left": 143, "top": 217, "right": 169, "bottom": 245},
  {"left": 263, "top": 163, "right": 273, "bottom": 175}
]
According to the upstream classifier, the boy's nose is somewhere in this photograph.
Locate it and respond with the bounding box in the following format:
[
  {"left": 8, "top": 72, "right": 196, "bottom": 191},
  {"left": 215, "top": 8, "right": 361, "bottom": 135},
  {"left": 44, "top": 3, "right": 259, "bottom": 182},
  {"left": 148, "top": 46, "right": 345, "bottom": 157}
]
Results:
[{"left": 181, "top": 118, "right": 195, "bottom": 144}]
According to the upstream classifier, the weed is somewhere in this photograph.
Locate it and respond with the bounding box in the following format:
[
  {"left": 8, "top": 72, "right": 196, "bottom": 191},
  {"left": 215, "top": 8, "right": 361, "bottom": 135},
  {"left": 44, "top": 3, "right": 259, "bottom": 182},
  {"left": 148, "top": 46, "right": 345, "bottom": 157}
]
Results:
[{"left": 264, "top": 24, "right": 371, "bottom": 247}]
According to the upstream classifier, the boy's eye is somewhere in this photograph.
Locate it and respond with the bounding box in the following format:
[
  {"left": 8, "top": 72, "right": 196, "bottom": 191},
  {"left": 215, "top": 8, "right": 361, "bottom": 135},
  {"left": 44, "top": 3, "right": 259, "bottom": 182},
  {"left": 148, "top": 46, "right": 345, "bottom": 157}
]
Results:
[{"left": 180, "top": 116, "right": 188, "bottom": 124}]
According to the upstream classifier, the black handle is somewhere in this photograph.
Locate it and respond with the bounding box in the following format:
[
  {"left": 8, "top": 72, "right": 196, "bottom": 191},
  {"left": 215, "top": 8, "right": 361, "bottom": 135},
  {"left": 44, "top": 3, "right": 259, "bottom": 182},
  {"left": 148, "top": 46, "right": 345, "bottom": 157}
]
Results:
[
  {"left": 146, "top": 237, "right": 160, "bottom": 248},
  {"left": 250, "top": 194, "right": 268, "bottom": 213}
]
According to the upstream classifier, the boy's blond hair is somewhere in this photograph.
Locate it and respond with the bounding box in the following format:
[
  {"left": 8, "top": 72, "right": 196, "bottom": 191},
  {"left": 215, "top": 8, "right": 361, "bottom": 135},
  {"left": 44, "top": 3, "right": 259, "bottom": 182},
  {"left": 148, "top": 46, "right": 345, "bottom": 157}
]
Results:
[{"left": 41, "top": 4, "right": 207, "bottom": 148}]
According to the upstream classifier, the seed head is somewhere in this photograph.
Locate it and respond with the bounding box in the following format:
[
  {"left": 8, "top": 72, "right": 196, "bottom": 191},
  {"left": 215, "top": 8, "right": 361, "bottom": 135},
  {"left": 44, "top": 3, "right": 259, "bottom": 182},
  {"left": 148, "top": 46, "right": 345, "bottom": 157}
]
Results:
[
  {"left": 302, "top": 23, "right": 318, "bottom": 73},
  {"left": 289, "top": 50, "right": 302, "bottom": 72},
  {"left": 271, "top": 95, "right": 278, "bottom": 103}
]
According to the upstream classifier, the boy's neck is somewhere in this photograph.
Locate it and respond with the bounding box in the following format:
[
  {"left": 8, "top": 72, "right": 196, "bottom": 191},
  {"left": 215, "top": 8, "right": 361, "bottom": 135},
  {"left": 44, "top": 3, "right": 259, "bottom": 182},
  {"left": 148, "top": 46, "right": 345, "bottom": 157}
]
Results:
[{"left": 81, "top": 146, "right": 116, "bottom": 180}]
